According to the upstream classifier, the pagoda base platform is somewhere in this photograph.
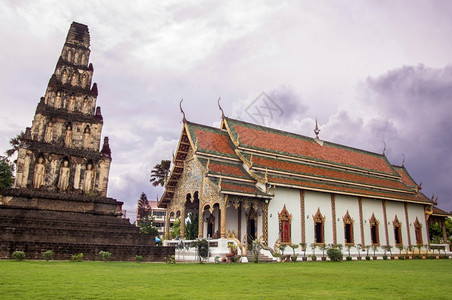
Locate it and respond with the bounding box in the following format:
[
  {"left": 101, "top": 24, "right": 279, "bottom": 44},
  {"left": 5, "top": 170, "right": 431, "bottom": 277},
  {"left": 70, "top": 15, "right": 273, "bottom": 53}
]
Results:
[{"left": 0, "top": 189, "right": 175, "bottom": 261}]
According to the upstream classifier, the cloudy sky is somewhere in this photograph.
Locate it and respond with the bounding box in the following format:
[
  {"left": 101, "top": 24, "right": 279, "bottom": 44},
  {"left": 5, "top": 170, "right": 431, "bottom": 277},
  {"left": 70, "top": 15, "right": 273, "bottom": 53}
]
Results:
[{"left": 1, "top": 1, "right": 451, "bottom": 221}]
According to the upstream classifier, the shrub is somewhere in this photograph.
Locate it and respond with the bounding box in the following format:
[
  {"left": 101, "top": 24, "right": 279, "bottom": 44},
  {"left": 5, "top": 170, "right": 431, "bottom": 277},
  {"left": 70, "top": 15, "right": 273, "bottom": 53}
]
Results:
[
  {"left": 70, "top": 253, "right": 83, "bottom": 262},
  {"left": 99, "top": 251, "right": 112, "bottom": 262},
  {"left": 383, "top": 255, "right": 388, "bottom": 260},
  {"left": 327, "top": 248, "right": 343, "bottom": 262},
  {"left": 12, "top": 250, "right": 25, "bottom": 261},
  {"left": 346, "top": 256, "right": 353, "bottom": 261},
  {"left": 365, "top": 255, "right": 371, "bottom": 261},
  {"left": 135, "top": 255, "right": 143, "bottom": 262},
  {"left": 43, "top": 250, "right": 54, "bottom": 261},
  {"left": 214, "top": 256, "right": 220, "bottom": 263},
  {"left": 427, "top": 255, "right": 435, "bottom": 259},
  {"left": 164, "top": 255, "right": 176, "bottom": 264},
  {"left": 398, "top": 256, "right": 405, "bottom": 260}
]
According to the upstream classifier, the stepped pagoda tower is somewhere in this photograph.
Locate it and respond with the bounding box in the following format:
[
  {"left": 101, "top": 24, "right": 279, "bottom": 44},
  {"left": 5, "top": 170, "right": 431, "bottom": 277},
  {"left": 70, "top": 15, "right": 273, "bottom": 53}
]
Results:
[
  {"left": 14, "top": 22, "right": 112, "bottom": 197},
  {"left": 0, "top": 22, "right": 174, "bottom": 261}
]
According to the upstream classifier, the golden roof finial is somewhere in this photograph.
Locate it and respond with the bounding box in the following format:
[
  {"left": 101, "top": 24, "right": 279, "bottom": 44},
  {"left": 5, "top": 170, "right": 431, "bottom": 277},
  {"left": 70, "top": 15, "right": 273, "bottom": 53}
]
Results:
[
  {"left": 314, "top": 118, "right": 320, "bottom": 139},
  {"left": 179, "top": 99, "right": 186, "bottom": 123},
  {"left": 218, "top": 97, "right": 225, "bottom": 119}
]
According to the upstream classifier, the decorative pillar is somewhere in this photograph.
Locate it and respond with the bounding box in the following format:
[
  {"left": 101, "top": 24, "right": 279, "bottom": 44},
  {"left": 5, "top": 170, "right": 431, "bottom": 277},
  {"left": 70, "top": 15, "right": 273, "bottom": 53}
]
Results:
[
  {"left": 262, "top": 201, "right": 269, "bottom": 246},
  {"left": 180, "top": 206, "right": 186, "bottom": 239},
  {"left": 198, "top": 204, "right": 204, "bottom": 238},
  {"left": 164, "top": 213, "right": 170, "bottom": 240},
  {"left": 331, "top": 194, "right": 337, "bottom": 245},
  {"left": 404, "top": 203, "right": 411, "bottom": 246},
  {"left": 358, "top": 197, "right": 365, "bottom": 246},
  {"left": 300, "top": 190, "right": 306, "bottom": 245},
  {"left": 220, "top": 202, "right": 227, "bottom": 238},
  {"left": 237, "top": 203, "right": 242, "bottom": 241},
  {"left": 382, "top": 200, "right": 389, "bottom": 246}
]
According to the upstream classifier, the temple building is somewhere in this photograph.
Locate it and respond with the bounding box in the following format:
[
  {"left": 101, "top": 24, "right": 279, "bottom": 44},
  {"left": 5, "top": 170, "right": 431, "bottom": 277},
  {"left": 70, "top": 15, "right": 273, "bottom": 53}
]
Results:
[
  {"left": 160, "top": 105, "right": 449, "bottom": 259},
  {"left": 0, "top": 22, "right": 173, "bottom": 261}
]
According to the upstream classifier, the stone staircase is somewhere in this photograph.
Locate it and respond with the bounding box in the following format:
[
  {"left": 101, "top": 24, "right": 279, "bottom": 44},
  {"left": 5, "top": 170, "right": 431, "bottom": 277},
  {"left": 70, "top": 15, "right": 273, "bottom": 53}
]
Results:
[{"left": 246, "top": 252, "right": 275, "bottom": 263}]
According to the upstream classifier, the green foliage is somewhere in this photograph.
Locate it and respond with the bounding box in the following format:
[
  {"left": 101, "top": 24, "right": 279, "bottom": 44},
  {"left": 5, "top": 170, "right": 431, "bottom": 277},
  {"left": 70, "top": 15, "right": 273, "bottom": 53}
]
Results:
[
  {"left": 214, "top": 256, "right": 220, "bottom": 264},
  {"left": 43, "top": 250, "right": 53, "bottom": 261},
  {"left": 99, "top": 251, "right": 112, "bottom": 262},
  {"left": 164, "top": 255, "right": 176, "bottom": 264},
  {"left": 0, "top": 156, "right": 14, "bottom": 191},
  {"left": 383, "top": 255, "right": 388, "bottom": 260},
  {"left": 12, "top": 250, "right": 25, "bottom": 261},
  {"left": 70, "top": 253, "right": 83, "bottom": 262},
  {"left": 398, "top": 256, "right": 405, "bottom": 260},
  {"left": 6, "top": 131, "right": 25, "bottom": 159},
  {"left": 135, "top": 255, "right": 143, "bottom": 262},
  {"left": 170, "top": 218, "right": 181, "bottom": 239},
  {"left": 137, "top": 215, "right": 159, "bottom": 236},
  {"left": 327, "top": 248, "right": 343, "bottom": 262},
  {"left": 446, "top": 218, "right": 452, "bottom": 242},
  {"left": 185, "top": 213, "right": 198, "bottom": 240},
  {"left": 150, "top": 160, "right": 171, "bottom": 187},
  {"left": 193, "top": 239, "right": 208, "bottom": 262},
  {"left": 429, "top": 222, "right": 442, "bottom": 243},
  {"left": 278, "top": 244, "right": 287, "bottom": 255},
  {"left": 346, "top": 256, "right": 353, "bottom": 261},
  {"left": 365, "top": 256, "right": 371, "bottom": 260}
]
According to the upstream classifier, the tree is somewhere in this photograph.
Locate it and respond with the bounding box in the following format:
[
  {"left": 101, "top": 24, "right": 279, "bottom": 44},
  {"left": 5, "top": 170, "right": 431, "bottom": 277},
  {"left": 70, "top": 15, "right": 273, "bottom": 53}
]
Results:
[
  {"left": 185, "top": 213, "right": 198, "bottom": 240},
  {"left": 429, "top": 222, "right": 442, "bottom": 243},
  {"left": 6, "top": 131, "right": 25, "bottom": 160},
  {"left": 136, "top": 192, "right": 150, "bottom": 221},
  {"left": 0, "top": 156, "right": 14, "bottom": 191},
  {"left": 170, "top": 218, "right": 181, "bottom": 239},
  {"left": 150, "top": 160, "right": 171, "bottom": 187},
  {"left": 137, "top": 215, "right": 159, "bottom": 236}
]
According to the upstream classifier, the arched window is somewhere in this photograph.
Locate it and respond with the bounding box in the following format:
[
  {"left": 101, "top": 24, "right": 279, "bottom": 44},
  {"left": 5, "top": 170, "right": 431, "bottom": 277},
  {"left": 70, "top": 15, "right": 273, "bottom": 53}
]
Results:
[
  {"left": 313, "top": 208, "right": 325, "bottom": 244},
  {"left": 414, "top": 217, "right": 423, "bottom": 245},
  {"left": 278, "top": 205, "right": 292, "bottom": 244},
  {"left": 393, "top": 215, "right": 402, "bottom": 246},
  {"left": 343, "top": 210, "right": 354, "bottom": 245},
  {"left": 369, "top": 213, "right": 380, "bottom": 245}
]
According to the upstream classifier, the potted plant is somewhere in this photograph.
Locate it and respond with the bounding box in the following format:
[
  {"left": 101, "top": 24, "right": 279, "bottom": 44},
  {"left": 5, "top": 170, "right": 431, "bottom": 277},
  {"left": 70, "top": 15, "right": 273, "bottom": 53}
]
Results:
[
  {"left": 397, "top": 245, "right": 404, "bottom": 259},
  {"left": 310, "top": 243, "right": 317, "bottom": 261},
  {"left": 289, "top": 244, "right": 299, "bottom": 262},
  {"left": 319, "top": 244, "right": 327, "bottom": 261},
  {"left": 365, "top": 245, "right": 371, "bottom": 260},
  {"left": 300, "top": 242, "right": 307, "bottom": 261},
  {"left": 356, "top": 244, "right": 362, "bottom": 260},
  {"left": 346, "top": 244, "right": 353, "bottom": 261},
  {"left": 372, "top": 245, "right": 378, "bottom": 260}
]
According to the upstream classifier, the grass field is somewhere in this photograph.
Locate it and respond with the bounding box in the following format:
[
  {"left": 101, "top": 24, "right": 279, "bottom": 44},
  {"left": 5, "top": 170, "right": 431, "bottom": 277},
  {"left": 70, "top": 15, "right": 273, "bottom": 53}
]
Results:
[{"left": 0, "top": 259, "right": 451, "bottom": 299}]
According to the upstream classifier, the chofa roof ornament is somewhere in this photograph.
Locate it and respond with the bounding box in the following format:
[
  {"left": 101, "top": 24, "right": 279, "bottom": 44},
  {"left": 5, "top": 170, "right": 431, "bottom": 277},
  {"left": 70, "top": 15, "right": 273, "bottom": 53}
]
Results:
[{"left": 179, "top": 98, "right": 186, "bottom": 123}]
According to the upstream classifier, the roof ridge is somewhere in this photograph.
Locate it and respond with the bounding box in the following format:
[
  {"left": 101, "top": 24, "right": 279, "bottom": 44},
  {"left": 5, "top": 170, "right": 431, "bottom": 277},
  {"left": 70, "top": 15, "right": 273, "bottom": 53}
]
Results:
[{"left": 226, "top": 117, "right": 389, "bottom": 159}]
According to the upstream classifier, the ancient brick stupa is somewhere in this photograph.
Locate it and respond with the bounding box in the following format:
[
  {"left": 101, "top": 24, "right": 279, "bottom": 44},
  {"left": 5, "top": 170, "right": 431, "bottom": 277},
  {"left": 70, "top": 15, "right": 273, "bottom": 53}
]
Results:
[{"left": 0, "top": 22, "right": 173, "bottom": 260}]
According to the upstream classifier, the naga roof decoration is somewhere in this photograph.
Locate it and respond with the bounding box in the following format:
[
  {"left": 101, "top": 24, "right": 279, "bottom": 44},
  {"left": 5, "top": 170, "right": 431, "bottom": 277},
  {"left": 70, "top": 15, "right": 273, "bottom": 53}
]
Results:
[{"left": 158, "top": 115, "right": 433, "bottom": 208}]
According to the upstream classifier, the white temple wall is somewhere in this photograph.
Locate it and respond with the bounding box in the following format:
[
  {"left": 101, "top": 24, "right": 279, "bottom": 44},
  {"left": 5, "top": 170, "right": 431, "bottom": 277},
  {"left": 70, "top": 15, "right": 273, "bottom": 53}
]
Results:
[
  {"left": 361, "top": 198, "right": 384, "bottom": 247},
  {"left": 385, "top": 201, "right": 407, "bottom": 246},
  {"left": 268, "top": 187, "right": 301, "bottom": 245},
  {"left": 305, "top": 190, "right": 333, "bottom": 245},
  {"left": 335, "top": 195, "right": 360, "bottom": 245},
  {"left": 406, "top": 203, "right": 428, "bottom": 245}
]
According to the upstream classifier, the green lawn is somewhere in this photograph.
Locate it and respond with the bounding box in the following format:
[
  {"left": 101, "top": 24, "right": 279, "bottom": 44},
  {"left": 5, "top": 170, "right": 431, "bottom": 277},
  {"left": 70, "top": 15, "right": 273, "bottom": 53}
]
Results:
[{"left": 0, "top": 260, "right": 451, "bottom": 299}]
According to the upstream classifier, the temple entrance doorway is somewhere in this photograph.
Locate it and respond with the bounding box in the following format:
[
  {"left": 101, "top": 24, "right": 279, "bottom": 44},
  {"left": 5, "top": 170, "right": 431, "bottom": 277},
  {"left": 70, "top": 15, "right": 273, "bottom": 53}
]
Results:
[{"left": 247, "top": 208, "right": 257, "bottom": 246}]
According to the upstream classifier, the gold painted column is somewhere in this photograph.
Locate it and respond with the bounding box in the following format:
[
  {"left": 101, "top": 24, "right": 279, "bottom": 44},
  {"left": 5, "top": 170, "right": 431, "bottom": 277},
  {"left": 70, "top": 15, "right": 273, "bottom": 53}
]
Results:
[
  {"left": 262, "top": 201, "right": 269, "bottom": 246},
  {"left": 180, "top": 207, "right": 186, "bottom": 239},
  {"left": 220, "top": 202, "right": 227, "bottom": 238},
  {"left": 300, "top": 190, "right": 306, "bottom": 245},
  {"left": 382, "top": 200, "right": 389, "bottom": 246},
  {"left": 198, "top": 203, "right": 204, "bottom": 238},
  {"left": 331, "top": 194, "right": 337, "bottom": 245},
  {"left": 358, "top": 197, "right": 365, "bottom": 246},
  {"left": 164, "top": 213, "right": 171, "bottom": 240}
]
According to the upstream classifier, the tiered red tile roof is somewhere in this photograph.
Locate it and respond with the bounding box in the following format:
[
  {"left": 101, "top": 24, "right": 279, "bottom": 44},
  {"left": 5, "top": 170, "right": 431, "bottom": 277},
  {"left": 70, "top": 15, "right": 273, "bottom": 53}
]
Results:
[{"left": 159, "top": 116, "right": 433, "bottom": 208}]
